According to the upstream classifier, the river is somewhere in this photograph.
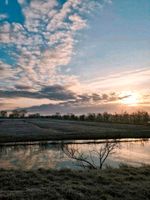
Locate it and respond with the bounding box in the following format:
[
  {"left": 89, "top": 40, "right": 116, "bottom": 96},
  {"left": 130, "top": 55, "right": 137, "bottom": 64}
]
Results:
[{"left": 0, "top": 138, "right": 149, "bottom": 170}]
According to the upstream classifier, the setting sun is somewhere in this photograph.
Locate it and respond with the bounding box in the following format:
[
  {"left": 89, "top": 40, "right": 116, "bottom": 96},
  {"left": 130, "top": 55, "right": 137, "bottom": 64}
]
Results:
[{"left": 120, "top": 92, "right": 139, "bottom": 106}]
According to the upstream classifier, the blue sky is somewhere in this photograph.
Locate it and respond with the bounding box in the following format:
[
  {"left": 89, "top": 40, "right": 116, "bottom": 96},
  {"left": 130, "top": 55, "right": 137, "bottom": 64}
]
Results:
[
  {"left": 0, "top": 0, "right": 150, "bottom": 113},
  {"left": 69, "top": 0, "right": 150, "bottom": 78}
]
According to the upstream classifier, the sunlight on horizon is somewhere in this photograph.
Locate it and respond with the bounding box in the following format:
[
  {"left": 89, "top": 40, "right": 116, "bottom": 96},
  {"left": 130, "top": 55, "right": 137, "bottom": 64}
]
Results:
[{"left": 120, "top": 92, "right": 140, "bottom": 106}]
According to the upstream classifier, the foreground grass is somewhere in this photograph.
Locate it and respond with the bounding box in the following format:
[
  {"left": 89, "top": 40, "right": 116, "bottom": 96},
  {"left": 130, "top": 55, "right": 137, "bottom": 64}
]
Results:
[
  {"left": 0, "top": 119, "right": 150, "bottom": 143},
  {"left": 0, "top": 166, "right": 150, "bottom": 200}
]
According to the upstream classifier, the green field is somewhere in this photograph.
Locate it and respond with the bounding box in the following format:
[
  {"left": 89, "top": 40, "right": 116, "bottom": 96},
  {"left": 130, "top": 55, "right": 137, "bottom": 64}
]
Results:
[
  {"left": 0, "top": 165, "right": 150, "bottom": 200},
  {"left": 0, "top": 119, "right": 150, "bottom": 143}
]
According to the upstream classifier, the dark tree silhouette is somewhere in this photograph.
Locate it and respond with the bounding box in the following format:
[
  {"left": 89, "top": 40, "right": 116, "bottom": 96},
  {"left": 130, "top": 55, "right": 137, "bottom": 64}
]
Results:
[
  {"left": 50, "top": 111, "right": 149, "bottom": 125},
  {"left": 0, "top": 110, "right": 7, "bottom": 118},
  {"left": 61, "top": 140, "right": 120, "bottom": 169},
  {"left": 0, "top": 109, "right": 149, "bottom": 124}
]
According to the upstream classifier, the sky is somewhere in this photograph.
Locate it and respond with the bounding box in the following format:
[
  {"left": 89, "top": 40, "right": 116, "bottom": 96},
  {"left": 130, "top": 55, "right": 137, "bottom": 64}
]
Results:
[{"left": 0, "top": 0, "right": 150, "bottom": 114}]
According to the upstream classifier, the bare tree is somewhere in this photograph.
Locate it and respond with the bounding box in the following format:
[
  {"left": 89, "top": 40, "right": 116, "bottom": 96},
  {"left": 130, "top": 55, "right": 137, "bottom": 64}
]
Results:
[
  {"left": 90, "top": 140, "right": 120, "bottom": 169},
  {"left": 61, "top": 140, "right": 119, "bottom": 169},
  {"left": 9, "top": 110, "right": 20, "bottom": 118},
  {"left": 19, "top": 110, "right": 27, "bottom": 118},
  {"left": 61, "top": 143, "right": 97, "bottom": 169},
  {"left": 0, "top": 110, "right": 7, "bottom": 118}
]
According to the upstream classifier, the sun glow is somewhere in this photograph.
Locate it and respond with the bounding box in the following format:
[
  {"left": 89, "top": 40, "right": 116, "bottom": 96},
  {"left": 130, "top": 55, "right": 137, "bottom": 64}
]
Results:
[{"left": 120, "top": 92, "right": 139, "bottom": 106}]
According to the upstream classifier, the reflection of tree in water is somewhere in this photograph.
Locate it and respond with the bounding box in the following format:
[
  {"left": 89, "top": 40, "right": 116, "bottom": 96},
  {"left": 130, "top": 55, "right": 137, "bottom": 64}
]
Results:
[
  {"left": 139, "top": 138, "right": 149, "bottom": 147},
  {"left": 122, "top": 139, "right": 149, "bottom": 152},
  {"left": 38, "top": 142, "right": 62, "bottom": 151},
  {"left": 0, "top": 139, "right": 149, "bottom": 170},
  {"left": 61, "top": 139, "right": 120, "bottom": 169},
  {"left": 0, "top": 143, "right": 62, "bottom": 170}
]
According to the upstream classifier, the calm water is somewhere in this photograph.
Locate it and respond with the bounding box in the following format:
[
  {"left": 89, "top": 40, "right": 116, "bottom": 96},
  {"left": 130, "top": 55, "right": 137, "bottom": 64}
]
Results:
[{"left": 0, "top": 139, "right": 149, "bottom": 170}]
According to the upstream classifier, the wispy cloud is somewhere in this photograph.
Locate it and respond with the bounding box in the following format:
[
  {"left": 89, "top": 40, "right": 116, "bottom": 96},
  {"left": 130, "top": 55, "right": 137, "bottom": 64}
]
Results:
[
  {"left": 83, "top": 67, "right": 150, "bottom": 92},
  {"left": 0, "top": 0, "right": 107, "bottom": 91}
]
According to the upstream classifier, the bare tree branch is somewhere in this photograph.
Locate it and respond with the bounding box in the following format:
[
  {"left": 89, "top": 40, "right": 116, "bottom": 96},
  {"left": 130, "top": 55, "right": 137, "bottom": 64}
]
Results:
[{"left": 61, "top": 139, "right": 120, "bottom": 169}]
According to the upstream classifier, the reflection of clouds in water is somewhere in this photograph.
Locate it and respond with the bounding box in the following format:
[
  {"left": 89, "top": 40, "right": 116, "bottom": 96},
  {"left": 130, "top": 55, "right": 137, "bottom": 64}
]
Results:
[
  {"left": 113, "top": 141, "right": 150, "bottom": 166},
  {"left": 0, "top": 160, "right": 16, "bottom": 169},
  {"left": 0, "top": 145, "right": 62, "bottom": 170},
  {"left": 0, "top": 139, "right": 150, "bottom": 170}
]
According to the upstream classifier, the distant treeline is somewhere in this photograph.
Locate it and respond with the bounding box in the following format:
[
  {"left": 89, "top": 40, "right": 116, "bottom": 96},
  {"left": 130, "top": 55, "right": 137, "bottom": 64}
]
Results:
[
  {"left": 0, "top": 110, "right": 150, "bottom": 125},
  {"left": 49, "top": 111, "right": 150, "bottom": 125}
]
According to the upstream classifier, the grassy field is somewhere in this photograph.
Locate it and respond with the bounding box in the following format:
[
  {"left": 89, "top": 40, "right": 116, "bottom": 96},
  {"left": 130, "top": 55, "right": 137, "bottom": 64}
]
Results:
[
  {"left": 0, "top": 119, "right": 150, "bottom": 199},
  {"left": 0, "top": 165, "right": 150, "bottom": 200},
  {"left": 0, "top": 118, "right": 150, "bottom": 143}
]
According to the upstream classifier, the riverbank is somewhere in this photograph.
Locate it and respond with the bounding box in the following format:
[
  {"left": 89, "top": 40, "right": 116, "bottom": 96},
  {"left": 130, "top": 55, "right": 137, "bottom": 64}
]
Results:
[
  {"left": 0, "top": 165, "right": 150, "bottom": 200},
  {"left": 0, "top": 119, "right": 150, "bottom": 143}
]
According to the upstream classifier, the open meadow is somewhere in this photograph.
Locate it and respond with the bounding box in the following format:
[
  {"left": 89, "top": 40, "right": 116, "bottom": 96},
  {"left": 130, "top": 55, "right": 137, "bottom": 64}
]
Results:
[{"left": 0, "top": 119, "right": 150, "bottom": 143}]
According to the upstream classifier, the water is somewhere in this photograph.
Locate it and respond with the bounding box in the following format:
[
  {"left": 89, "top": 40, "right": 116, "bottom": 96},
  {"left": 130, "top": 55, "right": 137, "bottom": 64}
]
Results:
[{"left": 0, "top": 139, "right": 149, "bottom": 170}]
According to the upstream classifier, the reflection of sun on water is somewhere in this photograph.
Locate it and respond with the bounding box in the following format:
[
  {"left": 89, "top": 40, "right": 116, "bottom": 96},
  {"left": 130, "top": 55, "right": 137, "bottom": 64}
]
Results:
[{"left": 120, "top": 92, "right": 139, "bottom": 106}]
